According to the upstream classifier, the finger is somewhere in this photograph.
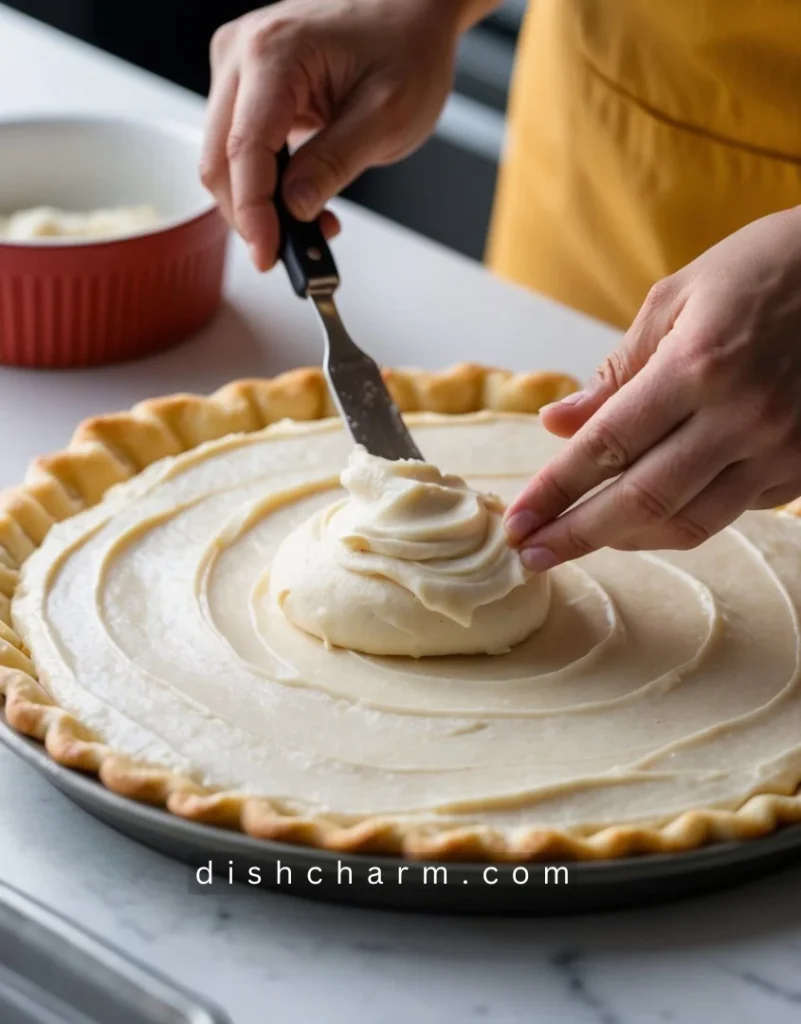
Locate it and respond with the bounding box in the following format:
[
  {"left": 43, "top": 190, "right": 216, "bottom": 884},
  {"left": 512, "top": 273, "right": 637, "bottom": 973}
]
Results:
[
  {"left": 541, "top": 277, "right": 683, "bottom": 439},
  {"left": 282, "top": 86, "right": 390, "bottom": 221},
  {"left": 539, "top": 388, "right": 596, "bottom": 439},
  {"left": 227, "top": 53, "right": 299, "bottom": 270},
  {"left": 516, "top": 413, "right": 737, "bottom": 568},
  {"left": 539, "top": 371, "right": 623, "bottom": 440},
  {"left": 504, "top": 350, "right": 693, "bottom": 544},
  {"left": 200, "top": 68, "right": 240, "bottom": 226},
  {"left": 319, "top": 209, "right": 341, "bottom": 241},
  {"left": 620, "top": 460, "right": 763, "bottom": 552},
  {"left": 287, "top": 124, "right": 321, "bottom": 153},
  {"left": 751, "top": 480, "right": 801, "bottom": 510}
]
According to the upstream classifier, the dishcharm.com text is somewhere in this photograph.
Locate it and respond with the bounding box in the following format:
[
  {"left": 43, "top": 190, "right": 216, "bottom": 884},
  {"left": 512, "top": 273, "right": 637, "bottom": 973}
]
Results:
[{"left": 195, "top": 861, "right": 569, "bottom": 887}]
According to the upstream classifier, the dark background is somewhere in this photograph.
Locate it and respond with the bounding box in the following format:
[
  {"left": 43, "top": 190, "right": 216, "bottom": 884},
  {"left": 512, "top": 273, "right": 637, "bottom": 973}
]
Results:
[{"left": 6, "top": 0, "right": 526, "bottom": 260}]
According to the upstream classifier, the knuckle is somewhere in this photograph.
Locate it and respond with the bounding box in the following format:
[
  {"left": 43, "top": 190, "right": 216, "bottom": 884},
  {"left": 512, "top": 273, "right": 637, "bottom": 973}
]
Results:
[
  {"left": 232, "top": 192, "right": 271, "bottom": 224},
  {"left": 563, "top": 521, "right": 595, "bottom": 559},
  {"left": 225, "top": 129, "right": 250, "bottom": 163},
  {"left": 668, "top": 514, "right": 710, "bottom": 550},
  {"left": 369, "top": 78, "right": 408, "bottom": 133},
  {"left": 579, "top": 421, "right": 629, "bottom": 474},
  {"left": 618, "top": 479, "right": 673, "bottom": 525},
  {"left": 246, "top": 14, "right": 297, "bottom": 59},
  {"left": 643, "top": 276, "right": 675, "bottom": 312},
  {"left": 198, "top": 156, "right": 222, "bottom": 190},
  {"left": 594, "top": 351, "right": 628, "bottom": 393},
  {"left": 231, "top": 197, "right": 255, "bottom": 222},
  {"left": 682, "top": 325, "right": 734, "bottom": 387},
  {"left": 210, "top": 21, "right": 236, "bottom": 61},
  {"left": 537, "top": 467, "right": 574, "bottom": 510}
]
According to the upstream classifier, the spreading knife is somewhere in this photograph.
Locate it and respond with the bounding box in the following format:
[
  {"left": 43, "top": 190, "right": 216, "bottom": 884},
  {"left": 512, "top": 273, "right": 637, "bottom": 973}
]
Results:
[{"left": 274, "top": 144, "right": 423, "bottom": 462}]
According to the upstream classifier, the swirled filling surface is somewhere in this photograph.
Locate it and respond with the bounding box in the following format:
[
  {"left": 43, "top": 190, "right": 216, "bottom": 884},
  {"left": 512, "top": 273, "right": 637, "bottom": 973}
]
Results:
[{"left": 13, "top": 413, "right": 801, "bottom": 832}]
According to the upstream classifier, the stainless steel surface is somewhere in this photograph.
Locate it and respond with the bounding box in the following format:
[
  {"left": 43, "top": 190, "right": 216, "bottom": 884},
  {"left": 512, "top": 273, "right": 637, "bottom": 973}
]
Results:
[
  {"left": 0, "top": 881, "right": 231, "bottom": 1024},
  {"left": 313, "top": 293, "right": 424, "bottom": 462}
]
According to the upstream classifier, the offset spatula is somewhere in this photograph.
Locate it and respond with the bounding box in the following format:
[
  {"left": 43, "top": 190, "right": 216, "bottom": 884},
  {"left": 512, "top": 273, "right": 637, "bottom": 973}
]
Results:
[{"left": 274, "top": 145, "right": 423, "bottom": 462}]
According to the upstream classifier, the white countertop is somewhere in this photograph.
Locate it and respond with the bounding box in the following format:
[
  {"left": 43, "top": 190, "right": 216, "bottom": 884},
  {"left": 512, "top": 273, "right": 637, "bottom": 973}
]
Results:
[{"left": 2, "top": 6, "right": 801, "bottom": 1023}]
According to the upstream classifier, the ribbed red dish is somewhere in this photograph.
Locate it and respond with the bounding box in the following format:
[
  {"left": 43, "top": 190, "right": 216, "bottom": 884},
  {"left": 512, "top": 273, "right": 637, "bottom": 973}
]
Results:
[{"left": 0, "top": 116, "right": 230, "bottom": 369}]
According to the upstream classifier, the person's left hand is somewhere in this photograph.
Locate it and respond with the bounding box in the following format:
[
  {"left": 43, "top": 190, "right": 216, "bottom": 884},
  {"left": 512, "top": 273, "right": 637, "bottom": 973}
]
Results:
[{"left": 503, "top": 206, "right": 801, "bottom": 571}]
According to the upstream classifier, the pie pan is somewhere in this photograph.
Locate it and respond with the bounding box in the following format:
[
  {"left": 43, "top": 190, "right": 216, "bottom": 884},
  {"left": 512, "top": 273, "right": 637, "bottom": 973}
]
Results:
[
  {"left": 4, "top": 707, "right": 801, "bottom": 914},
  {"left": 0, "top": 115, "right": 229, "bottom": 368},
  {"left": 4, "top": 364, "right": 801, "bottom": 874}
]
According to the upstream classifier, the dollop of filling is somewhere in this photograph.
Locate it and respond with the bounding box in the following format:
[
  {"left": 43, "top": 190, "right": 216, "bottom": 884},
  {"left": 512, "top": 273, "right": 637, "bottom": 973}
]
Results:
[{"left": 268, "top": 446, "right": 550, "bottom": 657}]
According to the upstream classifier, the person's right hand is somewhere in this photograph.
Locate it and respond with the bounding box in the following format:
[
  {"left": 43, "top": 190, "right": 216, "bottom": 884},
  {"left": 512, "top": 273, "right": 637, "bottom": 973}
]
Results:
[{"left": 201, "top": 0, "right": 488, "bottom": 272}]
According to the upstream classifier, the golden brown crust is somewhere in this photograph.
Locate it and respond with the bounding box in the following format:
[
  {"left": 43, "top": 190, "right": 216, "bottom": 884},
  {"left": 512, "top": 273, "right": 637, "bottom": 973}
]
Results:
[{"left": 10, "top": 361, "right": 801, "bottom": 861}]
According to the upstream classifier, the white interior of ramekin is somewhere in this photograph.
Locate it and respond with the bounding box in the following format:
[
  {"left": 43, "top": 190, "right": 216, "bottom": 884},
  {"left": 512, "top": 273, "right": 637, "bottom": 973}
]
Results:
[{"left": 0, "top": 115, "right": 217, "bottom": 246}]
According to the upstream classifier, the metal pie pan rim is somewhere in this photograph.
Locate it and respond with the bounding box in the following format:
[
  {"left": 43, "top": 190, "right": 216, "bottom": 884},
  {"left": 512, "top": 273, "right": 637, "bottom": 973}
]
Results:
[{"left": 4, "top": 710, "right": 801, "bottom": 888}]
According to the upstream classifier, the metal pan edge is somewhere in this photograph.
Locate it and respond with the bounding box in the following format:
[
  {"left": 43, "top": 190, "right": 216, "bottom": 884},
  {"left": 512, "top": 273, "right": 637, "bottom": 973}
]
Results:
[{"left": 3, "top": 713, "right": 801, "bottom": 914}]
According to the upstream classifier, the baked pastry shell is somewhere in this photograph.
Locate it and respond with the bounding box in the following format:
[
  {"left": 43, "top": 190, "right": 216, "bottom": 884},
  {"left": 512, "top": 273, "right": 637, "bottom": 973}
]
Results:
[{"left": 4, "top": 362, "right": 801, "bottom": 861}]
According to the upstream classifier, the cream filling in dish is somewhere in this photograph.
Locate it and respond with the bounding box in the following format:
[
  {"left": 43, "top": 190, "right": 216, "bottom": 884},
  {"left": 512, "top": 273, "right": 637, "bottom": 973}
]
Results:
[
  {"left": 0, "top": 204, "right": 160, "bottom": 240},
  {"left": 13, "top": 413, "right": 801, "bottom": 832}
]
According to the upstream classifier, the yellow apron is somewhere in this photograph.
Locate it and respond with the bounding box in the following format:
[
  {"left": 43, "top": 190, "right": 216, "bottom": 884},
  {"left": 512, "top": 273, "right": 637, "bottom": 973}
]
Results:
[{"left": 487, "top": 0, "right": 801, "bottom": 329}]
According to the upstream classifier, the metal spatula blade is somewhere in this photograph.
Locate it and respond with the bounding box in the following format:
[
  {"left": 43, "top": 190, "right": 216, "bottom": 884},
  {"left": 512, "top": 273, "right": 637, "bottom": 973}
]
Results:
[
  {"left": 275, "top": 145, "right": 423, "bottom": 462},
  {"left": 313, "top": 294, "right": 423, "bottom": 461}
]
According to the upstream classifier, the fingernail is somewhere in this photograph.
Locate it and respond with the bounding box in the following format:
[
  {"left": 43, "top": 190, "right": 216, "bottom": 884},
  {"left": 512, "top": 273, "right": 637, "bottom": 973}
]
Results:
[
  {"left": 504, "top": 510, "right": 539, "bottom": 544},
  {"left": 554, "top": 390, "right": 586, "bottom": 408},
  {"left": 285, "top": 179, "right": 318, "bottom": 220},
  {"left": 520, "top": 546, "right": 559, "bottom": 573}
]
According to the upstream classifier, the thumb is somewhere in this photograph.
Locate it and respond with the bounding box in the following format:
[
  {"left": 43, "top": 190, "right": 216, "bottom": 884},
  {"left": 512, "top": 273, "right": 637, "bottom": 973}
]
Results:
[
  {"left": 541, "top": 277, "right": 682, "bottom": 438},
  {"left": 282, "top": 88, "right": 387, "bottom": 221}
]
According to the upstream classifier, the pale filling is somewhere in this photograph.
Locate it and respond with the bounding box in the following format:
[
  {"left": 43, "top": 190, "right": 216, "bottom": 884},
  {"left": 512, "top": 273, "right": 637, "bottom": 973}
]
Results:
[
  {"left": 0, "top": 205, "right": 160, "bottom": 240},
  {"left": 12, "top": 413, "right": 801, "bottom": 833},
  {"left": 269, "top": 445, "right": 550, "bottom": 656}
]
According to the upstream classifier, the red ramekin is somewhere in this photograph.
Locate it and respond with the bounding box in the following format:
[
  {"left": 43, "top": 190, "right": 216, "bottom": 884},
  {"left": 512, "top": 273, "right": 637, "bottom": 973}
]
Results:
[{"left": 0, "top": 115, "right": 230, "bottom": 369}]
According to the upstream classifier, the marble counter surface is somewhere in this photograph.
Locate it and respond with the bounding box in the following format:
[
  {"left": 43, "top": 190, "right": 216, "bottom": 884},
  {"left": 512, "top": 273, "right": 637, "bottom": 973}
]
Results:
[
  {"left": 2, "top": 6, "right": 801, "bottom": 1023},
  {"left": 5, "top": 747, "right": 801, "bottom": 1024}
]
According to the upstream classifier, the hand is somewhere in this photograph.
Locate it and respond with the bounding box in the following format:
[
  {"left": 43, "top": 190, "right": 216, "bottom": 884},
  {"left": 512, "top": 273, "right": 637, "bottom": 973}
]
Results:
[
  {"left": 504, "top": 206, "right": 801, "bottom": 570},
  {"left": 201, "top": 0, "right": 490, "bottom": 271}
]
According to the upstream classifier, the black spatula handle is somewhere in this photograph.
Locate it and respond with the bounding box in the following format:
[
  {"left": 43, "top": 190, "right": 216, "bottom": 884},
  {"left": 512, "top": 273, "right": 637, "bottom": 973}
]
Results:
[{"left": 275, "top": 144, "right": 340, "bottom": 298}]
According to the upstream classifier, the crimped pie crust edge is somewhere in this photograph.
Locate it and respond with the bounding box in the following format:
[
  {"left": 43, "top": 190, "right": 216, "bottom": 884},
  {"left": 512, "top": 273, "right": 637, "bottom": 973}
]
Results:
[{"left": 4, "top": 362, "right": 801, "bottom": 862}]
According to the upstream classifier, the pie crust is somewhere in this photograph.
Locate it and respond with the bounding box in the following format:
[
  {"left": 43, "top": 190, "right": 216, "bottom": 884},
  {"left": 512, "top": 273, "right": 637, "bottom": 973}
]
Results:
[{"left": 4, "top": 362, "right": 801, "bottom": 862}]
